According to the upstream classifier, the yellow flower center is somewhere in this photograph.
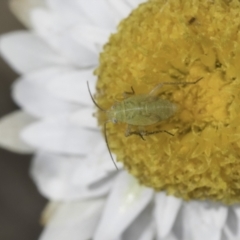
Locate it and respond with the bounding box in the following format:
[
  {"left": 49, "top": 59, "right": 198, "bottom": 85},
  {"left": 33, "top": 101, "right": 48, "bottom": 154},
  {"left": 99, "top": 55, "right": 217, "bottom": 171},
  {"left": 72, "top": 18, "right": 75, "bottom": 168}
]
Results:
[{"left": 95, "top": 0, "right": 240, "bottom": 204}]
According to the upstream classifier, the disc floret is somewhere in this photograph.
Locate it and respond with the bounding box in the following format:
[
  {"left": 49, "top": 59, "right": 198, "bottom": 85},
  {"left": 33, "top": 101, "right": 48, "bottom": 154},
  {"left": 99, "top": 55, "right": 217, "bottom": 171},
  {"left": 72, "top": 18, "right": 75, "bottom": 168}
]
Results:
[{"left": 95, "top": 0, "right": 240, "bottom": 204}]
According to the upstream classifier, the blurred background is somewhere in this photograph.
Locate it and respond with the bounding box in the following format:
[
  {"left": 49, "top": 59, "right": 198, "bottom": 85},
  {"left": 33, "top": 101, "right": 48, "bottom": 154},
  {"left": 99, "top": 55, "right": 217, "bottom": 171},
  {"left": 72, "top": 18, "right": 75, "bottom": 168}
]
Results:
[{"left": 0, "top": 1, "right": 47, "bottom": 239}]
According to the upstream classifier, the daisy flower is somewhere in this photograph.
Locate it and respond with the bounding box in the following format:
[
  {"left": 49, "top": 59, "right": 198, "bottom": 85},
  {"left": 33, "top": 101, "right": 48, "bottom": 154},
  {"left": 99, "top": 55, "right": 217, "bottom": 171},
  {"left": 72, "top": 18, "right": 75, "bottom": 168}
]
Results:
[{"left": 1, "top": 0, "right": 240, "bottom": 239}]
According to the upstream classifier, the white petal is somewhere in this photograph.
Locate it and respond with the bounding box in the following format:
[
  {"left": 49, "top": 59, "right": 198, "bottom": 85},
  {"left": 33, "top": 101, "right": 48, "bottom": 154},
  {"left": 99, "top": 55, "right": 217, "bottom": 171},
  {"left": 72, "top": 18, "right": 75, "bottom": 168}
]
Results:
[
  {"left": 108, "top": 1, "right": 133, "bottom": 19},
  {"left": 22, "top": 118, "right": 103, "bottom": 155},
  {"left": 40, "top": 199, "right": 105, "bottom": 240},
  {"left": 46, "top": 68, "right": 97, "bottom": 105},
  {"left": 31, "top": 9, "right": 98, "bottom": 67},
  {"left": 13, "top": 68, "right": 80, "bottom": 118},
  {"left": 70, "top": 24, "right": 112, "bottom": 53},
  {"left": 125, "top": 0, "right": 147, "bottom": 8},
  {"left": 10, "top": 0, "right": 46, "bottom": 27},
  {"left": 31, "top": 151, "right": 115, "bottom": 200},
  {"left": 33, "top": 141, "right": 118, "bottom": 187},
  {"left": 159, "top": 233, "right": 178, "bottom": 240},
  {"left": 223, "top": 206, "right": 240, "bottom": 240},
  {"left": 69, "top": 108, "right": 97, "bottom": 129},
  {"left": 46, "top": 0, "right": 91, "bottom": 26},
  {"left": 182, "top": 201, "right": 228, "bottom": 240},
  {"left": 122, "top": 204, "right": 155, "bottom": 240},
  {"left": 46, "top": 0, "right": 112, "bottom": 53},
  {"left": 138, "top": 222, "right": 156, "bottom": 240},
  {"left": 108, "top": 0, "right": 148, "bottom": 20},
  {"left": 0, "top": 110, "right": 35, "bottom": 153},
  {"left": 84, "top": 141, "right": 123, "bottom": 172},
  {"left": 76, "top": 0, "right": 119, "bottom": 30},
  {"left": 0, "top": 31, "right": 68, "bottom": 74},
  {"left": 154, "top": 192, "right": 182, "bottom": 238},
  {"left": 94, "top": 171, "right": 154, "bottom": 240}
]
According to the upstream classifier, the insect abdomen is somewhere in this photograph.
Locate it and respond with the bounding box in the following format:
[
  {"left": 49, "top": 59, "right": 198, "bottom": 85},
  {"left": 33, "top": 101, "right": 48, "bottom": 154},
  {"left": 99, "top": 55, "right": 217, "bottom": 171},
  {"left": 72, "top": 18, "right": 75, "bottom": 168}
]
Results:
[
  {"left": 148, "top": 98, "right": 177, "bottom": 120},
  {"left": 123, "top": 95, "right": 177, "bottom": 126}
]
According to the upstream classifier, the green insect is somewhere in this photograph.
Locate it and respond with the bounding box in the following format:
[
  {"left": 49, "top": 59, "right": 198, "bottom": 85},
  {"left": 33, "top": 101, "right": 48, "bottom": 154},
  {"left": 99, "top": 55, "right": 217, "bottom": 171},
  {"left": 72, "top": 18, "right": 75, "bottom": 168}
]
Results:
[{"left": 87, "top": 77, "right": 202, "bottom": 169}]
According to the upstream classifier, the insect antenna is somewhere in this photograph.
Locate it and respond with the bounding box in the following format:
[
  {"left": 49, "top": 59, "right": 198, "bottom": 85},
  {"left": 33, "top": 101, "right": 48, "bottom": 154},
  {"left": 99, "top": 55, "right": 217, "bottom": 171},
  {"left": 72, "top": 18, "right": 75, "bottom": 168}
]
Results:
[
  {"left": 87, "top": 82, "right": 118, "bottom": 170},
  {"left": 87, "top": 81, "right": 106, "bottom": 111},
  {"left": 104, "top": 122, "right": 119, "bottom": 170}
]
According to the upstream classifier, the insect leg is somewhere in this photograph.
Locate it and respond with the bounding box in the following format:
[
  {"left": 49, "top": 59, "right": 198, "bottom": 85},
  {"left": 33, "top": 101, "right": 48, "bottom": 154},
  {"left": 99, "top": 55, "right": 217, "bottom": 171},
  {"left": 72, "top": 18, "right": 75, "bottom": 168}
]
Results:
[
  {"left": 140, "top": 129, "right": 174, "bottom": 137},
  {"left": 123, "top": 86, "right": 135, "bottom": 98},
  {"left": 149, "top": 77, "right": 203, "bottom": 96},
  {"left": 126, "top": 125, "right": 174, "bottom": 139},
  {"left": 125, "top": 125, "right": 145, "bottom": 140}
]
